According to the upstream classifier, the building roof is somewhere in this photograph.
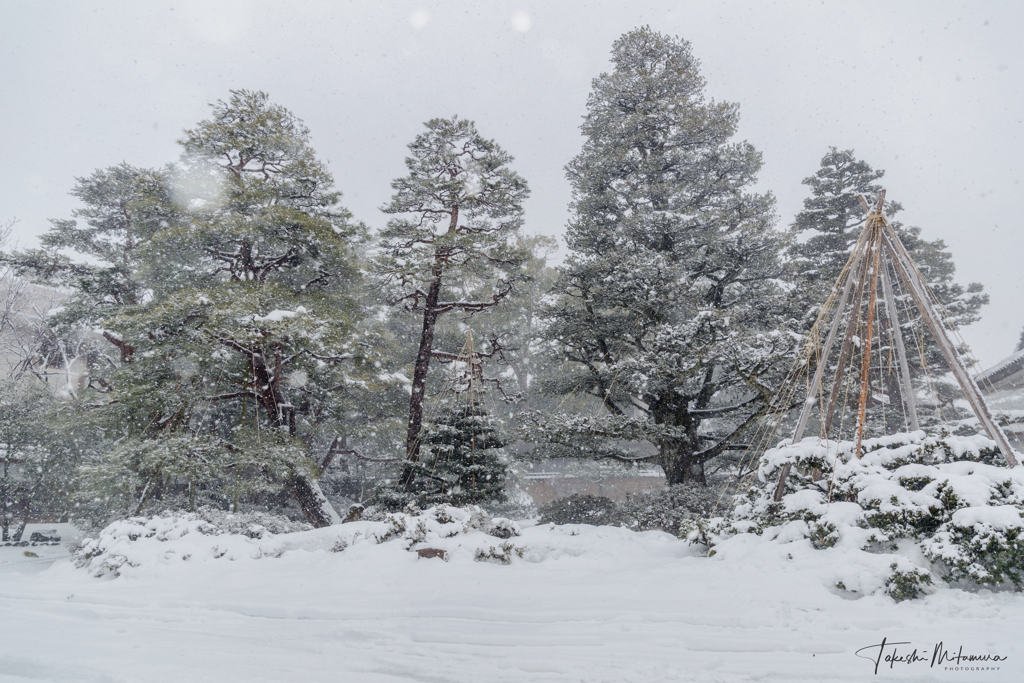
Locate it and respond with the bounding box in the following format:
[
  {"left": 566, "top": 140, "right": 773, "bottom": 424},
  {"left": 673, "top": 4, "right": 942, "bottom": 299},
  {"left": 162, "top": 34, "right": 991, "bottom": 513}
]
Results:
[{"left": 977, "top": 347, "right": 1024, "bottom": 393}]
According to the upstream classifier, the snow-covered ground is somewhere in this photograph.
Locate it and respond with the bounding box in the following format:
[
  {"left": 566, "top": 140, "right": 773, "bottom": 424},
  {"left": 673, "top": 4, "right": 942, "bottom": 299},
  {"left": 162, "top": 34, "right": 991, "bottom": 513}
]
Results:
[{"left": 1, "top": 515, "right": 1021, "bottom": 683}]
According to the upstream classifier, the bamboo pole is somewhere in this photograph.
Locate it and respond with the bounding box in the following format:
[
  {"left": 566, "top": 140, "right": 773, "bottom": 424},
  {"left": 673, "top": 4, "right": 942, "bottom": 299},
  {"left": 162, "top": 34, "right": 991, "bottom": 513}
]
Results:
[
  {"left": 853, "top": 224, "right": 883, "bottom": 457},
  {"left": 772, "top": 235, "right": 869, "bottom": 502},
  {"left": 880, "top": 254, "right": 920, "bottom": 431},
  {"left": 881, "top": 228, "right": 1019, "bottom": 467}
]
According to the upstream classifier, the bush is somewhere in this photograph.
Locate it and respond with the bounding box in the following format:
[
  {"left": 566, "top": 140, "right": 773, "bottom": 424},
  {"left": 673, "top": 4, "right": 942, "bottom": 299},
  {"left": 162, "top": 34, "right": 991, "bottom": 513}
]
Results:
[
  {"left": 731, "top": 431, "right": 1024, "bottom": 599},
  {"left": 537, "top": 494, "right": 621, "bottom": 526},
  {"left": 620, "top": 484, "right": 724, "bottom": 537}
]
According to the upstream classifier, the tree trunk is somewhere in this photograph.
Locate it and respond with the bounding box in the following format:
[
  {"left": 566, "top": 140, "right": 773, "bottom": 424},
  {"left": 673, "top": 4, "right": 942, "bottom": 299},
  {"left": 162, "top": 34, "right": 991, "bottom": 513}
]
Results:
[
  {"left": 248, "top": 345, "right": 338, "bottom": 526},
  {"left": 399, "top": 270, "right": 442, "bottom": 486},
  {"left": 286, "top": 474, "right": 341, "bottom": 527},
  {"left": 659, "top": 442, "right": 707, "bottom": 486}
]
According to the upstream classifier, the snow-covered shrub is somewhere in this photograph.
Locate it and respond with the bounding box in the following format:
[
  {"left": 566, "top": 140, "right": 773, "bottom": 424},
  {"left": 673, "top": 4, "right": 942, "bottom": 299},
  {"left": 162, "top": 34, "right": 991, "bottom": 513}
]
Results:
[
  {"left": 729, "top": 431, "right": 1024, "bottom": 598},
  {"left": 378, "top": 505, "right": 520, "bottom": 548},
  {"left": 920, "top": 505, "right": 1024, "bottom": 588},
  {"left": 620, "top": 484, "right": 724, "bottom": 539},
  {"left": 474, "top": 541, "right": 526, "bottom": 564},
  {"left": 74, "top": 504, "right": 525, "bottom": 577},
  {"left": 537, "top": 494, "right": 622, "bottom": 526}
]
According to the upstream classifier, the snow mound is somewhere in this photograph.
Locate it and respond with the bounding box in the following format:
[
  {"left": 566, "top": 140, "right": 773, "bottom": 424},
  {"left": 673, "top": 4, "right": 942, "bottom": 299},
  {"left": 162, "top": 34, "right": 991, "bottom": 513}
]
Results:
[
  {"left": 722, "top": 431, "right": 1024, "bottom": 599},
  {"left": 73, "top": 505, "right": 525, "bottom": 577}
]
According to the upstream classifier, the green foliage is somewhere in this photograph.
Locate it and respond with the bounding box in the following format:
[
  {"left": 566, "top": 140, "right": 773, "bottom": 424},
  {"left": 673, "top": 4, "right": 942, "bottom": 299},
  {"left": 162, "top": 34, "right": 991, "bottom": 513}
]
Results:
[
  {"left": 539, "top": 27, "right": 795, "bottom": 485},
  {"left": 4, "top": 164, "right": 177, "bottom": 326},
  {"left": 537, "top": 494, "right": 621, "bottom": 526},
  {"left": 375, "top": 401, "right": 508, "bottom": 510},
  {"left": 45, "top": 90, "right": 381, "bottom": 524},
  {"left": 886, "top": 563, "right": 934, "bottom": 602},
  {"left": 377, "top": 116, "right": 530, "bottom": 292},
  {"left": 620, "top": 484, "right": 723, "bottom": 538}
]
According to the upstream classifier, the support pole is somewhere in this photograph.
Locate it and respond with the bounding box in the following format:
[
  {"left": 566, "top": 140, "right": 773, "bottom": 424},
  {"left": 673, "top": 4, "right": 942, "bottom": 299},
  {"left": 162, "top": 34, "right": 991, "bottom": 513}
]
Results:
[
  {"left": 822, "top": 234, "right": 873, "bottom": 436},
  {"left": 853, "top": 226, "right": 883, "bottom": 457},
  {"left": 881, "top": 230, "right": 1019, "bottom": 468},
  {"left": 772, "top": 236, "right": 869, "bottom": 502},
  {"left": 880, "top": 255, "right": 920, "bottom": 431}
]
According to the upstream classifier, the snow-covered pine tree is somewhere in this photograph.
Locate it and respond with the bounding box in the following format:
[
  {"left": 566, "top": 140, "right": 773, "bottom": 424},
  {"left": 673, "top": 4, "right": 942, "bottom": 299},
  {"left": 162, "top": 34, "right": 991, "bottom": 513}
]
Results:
[
  {"left": 377, "top": 399, "right": 507, "bottom": 510},
  {"left": 2, "top": 164, "right": 177, "bottom": 364},
  {"left": 538, "top": 28, "right": 797, "bottom": 486},
  {"left": 375, "top": 117, "right": 529, "bottom": 485},
  {"left": 83, "top": 91, "right": 380, "bottom": 526},
  {"left": 787, "top": 148, "right": 989, "bottom": 430},
  {"left": 788, "top": 148, "right": 987, "bottom": 331}
]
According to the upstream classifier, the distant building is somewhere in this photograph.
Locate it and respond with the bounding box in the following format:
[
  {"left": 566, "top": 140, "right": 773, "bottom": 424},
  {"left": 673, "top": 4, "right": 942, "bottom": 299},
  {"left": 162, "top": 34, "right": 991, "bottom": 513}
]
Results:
[{"left": 977, "top": 347, "right": 1024, "bottom": 451}]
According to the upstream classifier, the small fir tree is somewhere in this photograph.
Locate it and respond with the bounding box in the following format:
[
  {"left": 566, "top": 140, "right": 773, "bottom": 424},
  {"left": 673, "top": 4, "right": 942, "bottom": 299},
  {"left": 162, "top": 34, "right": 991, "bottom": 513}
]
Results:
[{"left": 377, "top": 399, "right": 507, "bottom": 510}]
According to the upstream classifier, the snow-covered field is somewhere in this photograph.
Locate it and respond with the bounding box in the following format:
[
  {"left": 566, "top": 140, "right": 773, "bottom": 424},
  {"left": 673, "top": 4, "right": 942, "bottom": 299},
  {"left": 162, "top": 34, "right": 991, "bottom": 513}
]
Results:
[{"left": 1, "top": 514, "right": 1021, "bottom": 683}]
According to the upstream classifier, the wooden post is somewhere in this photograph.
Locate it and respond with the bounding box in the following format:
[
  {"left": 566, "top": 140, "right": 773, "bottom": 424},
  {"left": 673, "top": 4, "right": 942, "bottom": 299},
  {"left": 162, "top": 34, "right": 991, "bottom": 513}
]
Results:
[
  {"left": 853, "top": 224, "right": 883, "bottom": 457},
  {"left": 880, "top": 254, "right": 920, "bottom": 431},
  {"left": 881, "top": 229, "right": 1019, "bottom": 468},
  {"left": 772, "top": 235, "right": 869, "bottom": 502},
  {"left": 823, "top": 233, "right": 874, "bottom": 435}
]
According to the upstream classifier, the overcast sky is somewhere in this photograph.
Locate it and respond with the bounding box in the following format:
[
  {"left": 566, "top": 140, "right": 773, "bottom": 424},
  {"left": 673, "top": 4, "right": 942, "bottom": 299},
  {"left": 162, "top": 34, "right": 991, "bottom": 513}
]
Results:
[{"left": 2, "top": 0, "right": 1022, "bottom": 366}]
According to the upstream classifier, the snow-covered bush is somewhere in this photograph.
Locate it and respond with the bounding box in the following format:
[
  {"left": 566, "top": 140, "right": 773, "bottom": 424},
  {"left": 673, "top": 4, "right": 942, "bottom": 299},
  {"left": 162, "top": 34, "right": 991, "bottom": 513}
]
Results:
[
  {"left": 537, "top": 494, "right": 622, "bottom": 526},
  {"left": 74, "top": 504, "right": 524, "bottom": 577},
  {"left": 620, "top": 484, "right": 724, "bottom": 539},
  {"left": 728, "top": 431, "right": 1024, "bottom": 598}
]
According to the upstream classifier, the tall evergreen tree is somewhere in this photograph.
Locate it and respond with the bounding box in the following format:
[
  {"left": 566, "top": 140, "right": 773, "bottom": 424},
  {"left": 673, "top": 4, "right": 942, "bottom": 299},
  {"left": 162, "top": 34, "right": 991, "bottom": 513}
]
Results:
[
  {"left": 788, "top": 148, "right": 987, "bottom": 331},
  {"left": 538, "top": 28, "right": 796, "bottom": 485},
  {"left": 788, "top": 148, "right": 989, "bottom": 430},
  {"left": 375, "top": 117, "right": 529, "bottom": 484},
  {"left": 77, "top": 91, "right": 377, "bottom": 526}
]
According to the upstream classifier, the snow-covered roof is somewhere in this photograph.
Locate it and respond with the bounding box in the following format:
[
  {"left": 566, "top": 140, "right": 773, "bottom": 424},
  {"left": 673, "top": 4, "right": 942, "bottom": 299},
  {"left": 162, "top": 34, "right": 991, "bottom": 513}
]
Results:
[{"left": 977, "top": 347, "right": 1024, "bottom": 391}]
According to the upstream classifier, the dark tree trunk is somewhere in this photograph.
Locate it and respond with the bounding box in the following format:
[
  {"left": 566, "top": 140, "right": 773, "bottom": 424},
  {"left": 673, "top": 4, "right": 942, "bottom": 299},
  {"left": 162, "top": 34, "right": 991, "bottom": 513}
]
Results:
[
  {"left": 399, "top": 270, "right": 442, "bottom": 487},
  {"left": 659, "top": 442, "right": 708, "bottom": 486},
  {"left": 248, "top": 345, "right": 337, "bottom": 527},
  {"left": 652, "top": 393, "right": 708, "bottom": 486},
  {"left": 285, "top": 475, "right": 337, "bottom": 528}
]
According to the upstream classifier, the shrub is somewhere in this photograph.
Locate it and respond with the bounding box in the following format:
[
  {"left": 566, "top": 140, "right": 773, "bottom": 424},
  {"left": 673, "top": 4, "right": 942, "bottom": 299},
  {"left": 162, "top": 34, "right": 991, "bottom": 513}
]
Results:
[
  {"left": 537, "top": 494, "right": 622, "bottom": 526},
  {"left": 620, "top": 484, "right": 724, "bottom": 537}
]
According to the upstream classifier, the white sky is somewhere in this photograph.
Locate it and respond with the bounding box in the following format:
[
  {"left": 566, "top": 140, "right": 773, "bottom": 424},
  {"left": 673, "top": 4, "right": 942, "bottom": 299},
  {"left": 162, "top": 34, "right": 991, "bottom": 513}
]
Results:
[{"left": 2, "top": 0, "right": 1021, "bottom": 366}]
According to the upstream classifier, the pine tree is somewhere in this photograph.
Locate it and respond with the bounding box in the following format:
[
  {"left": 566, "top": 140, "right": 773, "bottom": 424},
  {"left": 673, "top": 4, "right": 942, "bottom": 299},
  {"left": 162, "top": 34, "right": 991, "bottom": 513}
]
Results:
[
  {"left": 375, "top": 116, "right": 529, "bottom": 484},
  {"left": 788, "top": 148, "right": 987, "bottom": 331},
  {"left": 788, "top": 148, "right": 989, "bottom": 431},
  {"left": 538, "top": 28, "right": 796, "bottom": 485},
  {"left": 2, "top": 164, "right": 176, "bottom": 363},
  {"left": 78, "top": 91, "right": 378, "bottom": 526}
]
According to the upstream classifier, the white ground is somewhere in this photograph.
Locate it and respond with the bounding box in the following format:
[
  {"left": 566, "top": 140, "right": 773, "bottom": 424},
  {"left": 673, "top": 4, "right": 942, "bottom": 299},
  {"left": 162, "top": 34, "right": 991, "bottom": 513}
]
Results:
[{"left": 1, "top": 519, "right": 1022, "bottom": 683}]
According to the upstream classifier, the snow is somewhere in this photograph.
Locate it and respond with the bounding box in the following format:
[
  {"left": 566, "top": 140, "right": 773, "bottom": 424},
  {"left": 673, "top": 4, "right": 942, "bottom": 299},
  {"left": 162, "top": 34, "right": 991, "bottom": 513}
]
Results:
[
  {"left": 2, "top": 509, "right": 1023, "bottom": 681},
  {"left": 253, "top": 306, "right": 308, "bottom": 322}
]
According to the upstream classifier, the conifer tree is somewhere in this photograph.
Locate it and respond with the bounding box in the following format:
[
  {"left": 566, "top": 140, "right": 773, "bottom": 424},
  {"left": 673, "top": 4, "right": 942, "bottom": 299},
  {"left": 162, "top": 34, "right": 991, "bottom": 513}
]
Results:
[
  {"left": 538, "top": 28, "right": 796, "bottom": 485},
  {"left": 377, "top": 399, "right": 507, "bottom": 510},
  {"left": 788, "top": 148, "right": 987, "bottom": 331},
  {"left": 788, "top": 148, "right": 989, "bottom": 430},
  {"left": 375, "top": 117, "right": 529, "bottom": 484},
  {"left": 77, "top": 91, "right": 376, "bottom": 526}
]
